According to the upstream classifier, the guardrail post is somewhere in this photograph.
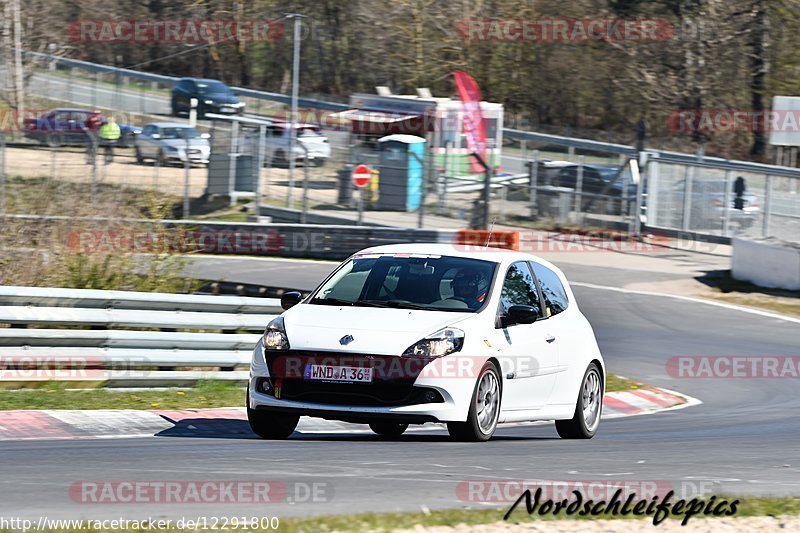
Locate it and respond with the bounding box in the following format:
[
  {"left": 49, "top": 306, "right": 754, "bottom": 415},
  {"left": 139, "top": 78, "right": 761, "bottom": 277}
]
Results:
[{"left": 762, "top": 174, "right": 773, "bottom": 237}]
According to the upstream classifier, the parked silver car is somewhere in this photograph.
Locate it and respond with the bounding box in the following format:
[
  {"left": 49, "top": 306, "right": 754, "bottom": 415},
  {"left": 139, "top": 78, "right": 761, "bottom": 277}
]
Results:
[
  {"left": 135, "top": 122, "right": 211, "bottom": 166},
  {"left": 264, "top": 122, "right": 331, "bottom": 167}
]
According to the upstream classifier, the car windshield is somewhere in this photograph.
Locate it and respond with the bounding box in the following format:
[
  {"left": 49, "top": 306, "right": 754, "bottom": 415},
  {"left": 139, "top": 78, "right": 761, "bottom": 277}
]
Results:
[
  {"left": 596, "top": 167, "right": 632, "bottom": 183},
  {"left": 298, "top": 127, "right": 323, "bottom": 138},
  {"left": 196, "top": 81, "right": 231, "bottom": 95},
  {"left": 160, "top": 127, "right": 201, "bottom": 140},
  {"left": 310, "top": 254, "right": 497, "bottom": 312}
]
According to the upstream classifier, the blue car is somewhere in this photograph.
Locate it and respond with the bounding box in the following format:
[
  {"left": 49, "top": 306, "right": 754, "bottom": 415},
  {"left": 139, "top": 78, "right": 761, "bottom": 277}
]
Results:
[{"left": 22, "top": 108, "right": 141, "bottom": 148}]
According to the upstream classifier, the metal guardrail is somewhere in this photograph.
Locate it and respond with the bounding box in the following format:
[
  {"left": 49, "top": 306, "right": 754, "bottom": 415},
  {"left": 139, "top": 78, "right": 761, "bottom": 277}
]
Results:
[{"left": 0, "top": 286, "right": 278, "bottom": 387}]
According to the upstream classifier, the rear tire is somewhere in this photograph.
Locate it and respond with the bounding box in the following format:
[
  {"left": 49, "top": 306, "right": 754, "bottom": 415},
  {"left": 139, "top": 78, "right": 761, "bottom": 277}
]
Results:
[
  {"left": 447, "top": 362, "right": 501, "bottom": 442},
  {"left": 556, "top": 363, "right": 603, "bottom": 439},
  {"left": 369, "top": 422, "right": 408, "bottom": 438},
  {"left": 46, "top": 132, "right": 63, "bottom": 148},
  {"left": 247, "top": 407, "right": 299, "bottom": 440}
]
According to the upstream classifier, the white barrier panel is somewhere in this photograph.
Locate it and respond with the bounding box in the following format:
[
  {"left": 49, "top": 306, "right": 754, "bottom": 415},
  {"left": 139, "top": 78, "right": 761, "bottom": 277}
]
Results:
[{"left": 732, "top": 237, "right": 800, "bottom": 290}]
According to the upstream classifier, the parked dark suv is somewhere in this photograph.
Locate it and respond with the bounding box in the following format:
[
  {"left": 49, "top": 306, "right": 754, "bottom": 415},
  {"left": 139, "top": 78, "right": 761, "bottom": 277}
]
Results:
[{"left": 171, "top": 78, "right": 245, "bottom": 118}]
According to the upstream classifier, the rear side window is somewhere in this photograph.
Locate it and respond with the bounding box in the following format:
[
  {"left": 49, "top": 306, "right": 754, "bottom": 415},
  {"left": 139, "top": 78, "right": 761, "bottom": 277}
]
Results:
[
  {"left": 532, "top": 262, "right": 569, "bottom": 316},
  {"left": 499, "top": 262, "right": 541, "bottom": 314}
]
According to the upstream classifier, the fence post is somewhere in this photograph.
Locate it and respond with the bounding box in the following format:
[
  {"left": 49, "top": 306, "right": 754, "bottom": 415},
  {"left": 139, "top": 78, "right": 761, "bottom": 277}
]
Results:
[
  {"left": 228, "top": 121, "right": 239, "bottom": 207},
  {"left": 682, "top": 165, "right": 694, "bottom": 232},
  {"left": 0, "top": 133, "right": 5, "bottom": 214},
  {"left": 255, "top": 124, "right": 265, "bottom": 220},
  {"left": 762, "top": 174, "right": 773, "bottom": 237},
  {"left": 183, "top": 136, "right": 191, "bottom": 219},
  {"left": 722, "top": 169, "right": 732, "bottom": 236},
  {"left": 301, "top": 148, "right": 310, "bottom": 224},
  {"left": 574, "top": 155, "right": 585, "bottom": 215},
  {"left": 528, "top": 150, "right": 539, "bottom": 218},
  {"left": 91, "top": 136, "right": 98, "bottom": 210}
]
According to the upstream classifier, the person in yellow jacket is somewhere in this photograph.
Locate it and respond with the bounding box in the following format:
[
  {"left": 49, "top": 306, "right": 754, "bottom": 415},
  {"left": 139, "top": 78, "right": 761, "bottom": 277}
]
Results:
[{"left": 98, "top": 116, "right": 121, "bottom": 164}]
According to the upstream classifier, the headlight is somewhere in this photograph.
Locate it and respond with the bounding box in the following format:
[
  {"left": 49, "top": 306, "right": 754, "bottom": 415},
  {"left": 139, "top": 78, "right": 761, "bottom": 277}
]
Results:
[
  {"left": 204, "top": 99, "right": 214, "bottom": 105},
  {"left": 263, "top": 317, "right": 289, "bottom": 350},
  {"left": 402, "top": 327, "right": 464, "bottom": 358}
]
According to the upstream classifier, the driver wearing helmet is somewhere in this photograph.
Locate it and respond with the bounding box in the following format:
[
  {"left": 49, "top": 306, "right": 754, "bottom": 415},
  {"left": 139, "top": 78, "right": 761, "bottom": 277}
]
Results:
[{"left": 451, "top": 267, "right": 488, "bottom": 310}]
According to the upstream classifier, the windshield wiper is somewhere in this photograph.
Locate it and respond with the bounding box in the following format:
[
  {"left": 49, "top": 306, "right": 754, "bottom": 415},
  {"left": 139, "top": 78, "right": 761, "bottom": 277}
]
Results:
[
  {"left": 361, "top": 300, "right": 431, "bottom": 310},
  {"left": 310, "top": 297, "right": 356, "bottom": 306}
]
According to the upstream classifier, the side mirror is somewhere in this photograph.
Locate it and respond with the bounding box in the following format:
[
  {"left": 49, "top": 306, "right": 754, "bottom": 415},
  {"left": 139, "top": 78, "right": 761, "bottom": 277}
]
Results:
[
  {"left": 280, "top": 291, "right": 303, "bottom": 310},
  {"left": 503, "top": 305, "right": 540, "bottom": 326}
]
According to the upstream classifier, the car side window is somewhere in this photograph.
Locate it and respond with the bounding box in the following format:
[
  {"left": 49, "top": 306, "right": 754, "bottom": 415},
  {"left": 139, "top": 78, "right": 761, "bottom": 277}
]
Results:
[
  {"left": 532, "top": 262, "right": 569, "bottom": 316},
  {"left": 499, "top": 262, "right": 541, "bottom": 315}
]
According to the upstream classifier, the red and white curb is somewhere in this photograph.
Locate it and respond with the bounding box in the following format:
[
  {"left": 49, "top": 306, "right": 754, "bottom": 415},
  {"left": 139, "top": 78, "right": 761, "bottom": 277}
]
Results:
[{"left": 0, "top": 387, "right": 699, "bottom": 441}]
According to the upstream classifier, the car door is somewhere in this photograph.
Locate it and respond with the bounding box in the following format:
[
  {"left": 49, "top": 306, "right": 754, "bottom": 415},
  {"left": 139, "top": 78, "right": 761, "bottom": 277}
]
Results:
[
  {"left": 530, "top": 260, "right": 572, "bottom": 388},
  {"left": 489, "top": 261, "right": 560, "bottom": 411},
  {"left": 141, "top": 125, "right": 158, "bottom": 157},
  {"left": 69, "top": 111, "right": 90, "bottom": 144}
]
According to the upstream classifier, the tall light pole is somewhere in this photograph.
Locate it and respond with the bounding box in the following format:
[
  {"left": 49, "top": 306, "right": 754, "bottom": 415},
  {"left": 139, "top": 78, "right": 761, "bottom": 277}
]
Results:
[{"left": 285, "top": 13, "right": 305, "bottom": 210}]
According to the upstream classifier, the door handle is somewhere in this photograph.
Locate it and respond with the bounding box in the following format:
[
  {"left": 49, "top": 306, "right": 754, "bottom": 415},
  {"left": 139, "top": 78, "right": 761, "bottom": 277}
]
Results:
[{"left": 545, "top": 334, "right": 556, "bottom": 343}]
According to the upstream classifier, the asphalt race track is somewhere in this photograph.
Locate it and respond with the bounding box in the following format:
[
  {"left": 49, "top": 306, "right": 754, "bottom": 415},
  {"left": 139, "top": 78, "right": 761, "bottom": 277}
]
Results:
[{"left": 1, "top": 257, "right": 799, "bottom": 521}]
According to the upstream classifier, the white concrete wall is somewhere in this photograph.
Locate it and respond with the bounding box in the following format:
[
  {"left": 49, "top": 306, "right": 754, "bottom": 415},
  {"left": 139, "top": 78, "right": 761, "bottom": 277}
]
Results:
[{"left": 732, "top": 237, "right": 800, "bottom": 290}]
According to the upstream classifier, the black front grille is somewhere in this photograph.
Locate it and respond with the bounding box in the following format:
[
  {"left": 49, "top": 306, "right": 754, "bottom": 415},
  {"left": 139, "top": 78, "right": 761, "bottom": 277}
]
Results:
[{"left": 263, "top": 350, "right": 443, "bottom": 407}]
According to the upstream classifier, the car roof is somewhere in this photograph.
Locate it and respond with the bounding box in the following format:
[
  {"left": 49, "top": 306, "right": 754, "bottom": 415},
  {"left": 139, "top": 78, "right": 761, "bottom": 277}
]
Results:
[
  {"left": 355, "top": 243, "right": 550, "bottom": 266},
  {"left": 271, "top": 121, "right": 319, "bottom": 129},
  {"left": 180, "top": 77, "right": 228, "bottom": 84},
  {"left": 145, "top": 122, "right": 196, "bottom": 128},
  {"left": 48, "top": 108, "right": 94, "bottom": 113}
]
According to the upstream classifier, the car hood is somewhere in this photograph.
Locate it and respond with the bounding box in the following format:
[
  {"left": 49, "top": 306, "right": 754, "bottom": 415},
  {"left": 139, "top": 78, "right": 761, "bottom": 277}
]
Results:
[
  {"left": 160, "top": 138, "right": 210, "bottom": 149},
  {"left": 282, "top": 303, "right": 473, "bottom": 355}
]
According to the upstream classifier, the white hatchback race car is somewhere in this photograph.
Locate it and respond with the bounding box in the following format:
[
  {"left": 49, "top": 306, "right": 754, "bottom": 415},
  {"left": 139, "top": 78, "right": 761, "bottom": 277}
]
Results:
[{"left": 248, "top": 244, "right": 605, "bottom": 441}]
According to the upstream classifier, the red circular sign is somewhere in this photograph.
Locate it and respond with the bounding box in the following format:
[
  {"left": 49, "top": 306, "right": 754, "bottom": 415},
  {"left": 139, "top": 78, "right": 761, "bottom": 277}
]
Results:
[{"left": 352, "top": 164, "right": 372, "bottom": 188}]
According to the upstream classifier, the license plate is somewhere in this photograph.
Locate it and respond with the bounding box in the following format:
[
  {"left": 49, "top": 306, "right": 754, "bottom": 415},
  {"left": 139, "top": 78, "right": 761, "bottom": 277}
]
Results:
[
  {"left": 221, "top": 108, "right": 235, "bottom": 113},
  {"left": 304, "top": 364, "right": 372, "bottom": 383}
]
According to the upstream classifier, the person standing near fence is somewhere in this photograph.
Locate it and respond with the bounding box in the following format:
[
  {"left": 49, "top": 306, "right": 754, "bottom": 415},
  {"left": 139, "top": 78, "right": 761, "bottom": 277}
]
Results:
[
  {"left": 734, "top": 176, "right": 746, "bottom": 210},
  {"left": 84, "top": 110, "right": 103, "bottom": 163},
  {"left": 98, "top": 115, "right": 121, "bottom": 165}
]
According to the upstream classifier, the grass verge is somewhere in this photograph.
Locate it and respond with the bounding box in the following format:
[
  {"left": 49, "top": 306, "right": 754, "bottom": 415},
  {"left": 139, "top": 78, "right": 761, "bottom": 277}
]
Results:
[
  {"left": 0, "top": 373, "right": 636, "bottom": 411},
  {"left": 0, "top": 380, "right": 244, "bottom": 410},
  {"left": 0, "top": 496, "right": 795, "bottom": 532},
  {"left": 277, "top": 496, "right": 800, "bottom": 532},
  {"left": 695, "top": 270, "right": 800, "bottom": 318}
]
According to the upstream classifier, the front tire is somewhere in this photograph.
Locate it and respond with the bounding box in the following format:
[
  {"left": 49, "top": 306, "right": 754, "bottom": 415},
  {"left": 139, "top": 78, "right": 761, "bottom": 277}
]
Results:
[
  {"left": 369, "top": 422, "right": 408, "bottom": 438},
  {"left": 247, "top": 407, "right": 299, "bottom": 440},
  {"left": 556, "top": 363, "right": 603, "bottom": 439},
  {"left": 447, "top": 362, "right": 501, "bottom": 442}
]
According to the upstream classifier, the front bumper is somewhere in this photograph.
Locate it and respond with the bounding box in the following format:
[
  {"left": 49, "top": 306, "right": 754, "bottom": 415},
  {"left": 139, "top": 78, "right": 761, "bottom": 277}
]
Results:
[
  {"left": 249, "top": 341, "right": 476, "bottom": 423},
  {"left": 165, "top": 151, "right": 210, "bottom": 165}
]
